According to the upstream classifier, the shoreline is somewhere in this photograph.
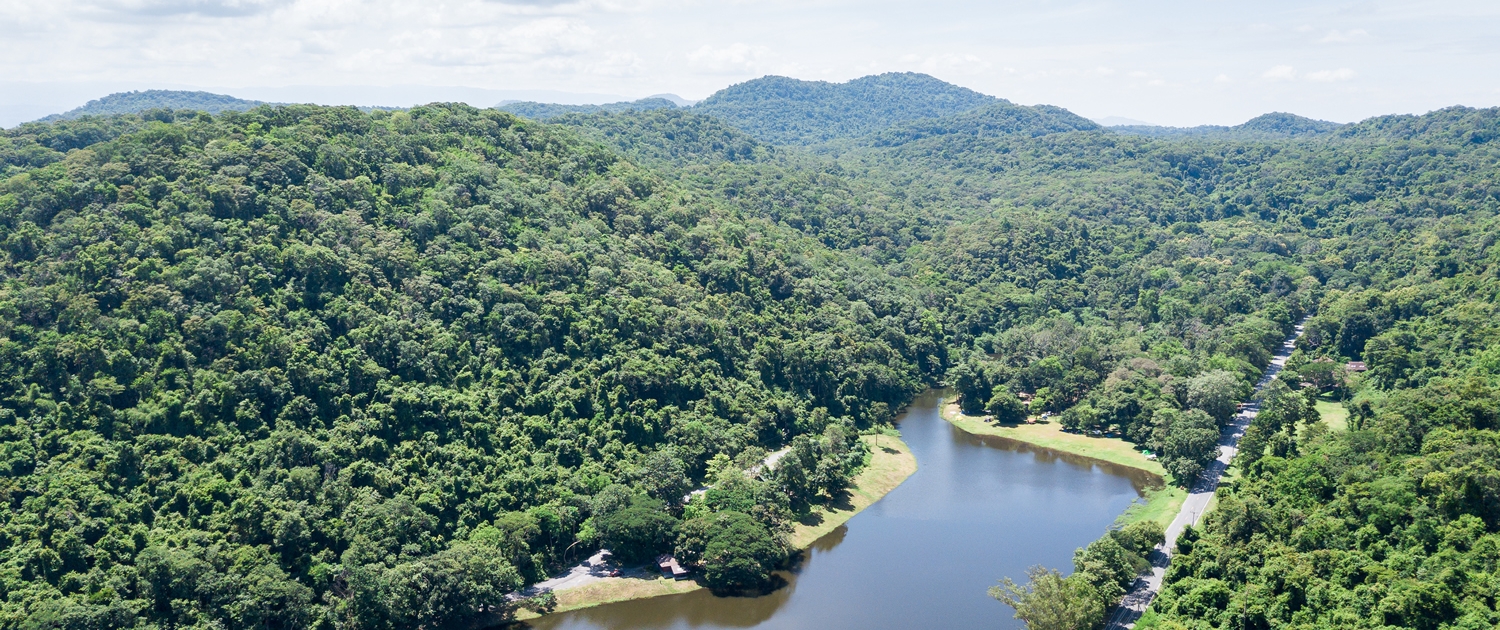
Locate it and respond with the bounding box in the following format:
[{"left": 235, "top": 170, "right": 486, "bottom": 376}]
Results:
[
  {"left": 514, "top": 433, "right": 919, "bottom": 621},
  {"left": 938, "top": 401, "right": 1186, "bottom": 528},
  {"left": 939, "top": 402, "right": 1166, "bottom": 477}
]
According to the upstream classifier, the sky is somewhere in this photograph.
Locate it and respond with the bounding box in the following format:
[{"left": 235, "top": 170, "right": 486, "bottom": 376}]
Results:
[{"left": 1, "top": 0, "right": 1498, "bottom": 127}]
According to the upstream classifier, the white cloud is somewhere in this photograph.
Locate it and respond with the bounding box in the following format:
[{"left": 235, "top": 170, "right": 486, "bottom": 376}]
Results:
[
  {"left": 1304, "top": 68, "right": 1355, "bottom": 82},
  {"left": 589, "top": 50, "right": 643, "bottom": 77},
  {"left": 1261, "top": 65, "right": 1297, "bottom": 81},
  {"left": 0, "top": 0, "right": 1497, "bottom": 127},
  {"left": 687, "top": 43, "right": 770, "bottom": 74},
  {"left": 90, "top": 0, "right": 291, "bottom": 17},
  {"left": 910, "top": 53, "right": 991, "bottom": 75},
  {"left": 1319, "top": 28, "right": 1371, "bottom": 43},
  {"left": 502, "top": 17, "right": 595, "bottom": 57}
]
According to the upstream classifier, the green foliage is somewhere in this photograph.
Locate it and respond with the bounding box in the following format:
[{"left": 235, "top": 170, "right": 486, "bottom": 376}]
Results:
[
  {"left": 0, "top": 102, "right": 942, "bottom": 627},
  {"left": 339, "top": 541, "right": 520, "bottom": 630},
  {"left": 1112, "top": 112, "right": 1342, "bottom": 140},
  {"left": 683, "top": 511, "right": 786, "bottom": 593},
  {"left": 990, "top": 566, "right": 1105, "bottom": 630},
  {"left": 986, "top": 388, "right": 1027, "bottom": 424},
  {"left": 1184, "top": 369, "right": 1246, "bottom": 426},
  {"left": 770, "top": 426, "right": 864, "bottom": 509},
  {"left": 1152, "top": 266, "right": 1500, "bottom": 627},
  {"left": 1150, "top": 409, "right": 1220, "bottom": 485},
  {"left": 5, "top": 73, "right": 1500, "bottom": 627},
  {"left": 499, "top": 98, "right": 678, "bottom": 121},
  {"left": 592, "top": 494, "right": 677, "bottom": 565},
  {"left": 37, "top": 90, "right": 270, "bottom": 123},
  {"left": 630, "top": 448, "right": 693, "bottom": 506},
  {"left": 694, "top": 72, "right": 997, "bottom": 145},
  {"left": 995, "top": 523, "right": 1163, "bottom": 629}
]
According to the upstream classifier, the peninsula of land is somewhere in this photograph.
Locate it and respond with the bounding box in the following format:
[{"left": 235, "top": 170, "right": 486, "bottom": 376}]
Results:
[{"left": 515, "top": 433, "right": 918, "bottom": 620}]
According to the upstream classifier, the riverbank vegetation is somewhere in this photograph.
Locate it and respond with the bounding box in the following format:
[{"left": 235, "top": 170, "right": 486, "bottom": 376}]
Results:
[
  {"left": 1141, "top": 269, "right": 1500, "bottom": 629},
  {"left": 1, "top": 72, "right": 1496, "bottom": 629},
  {"left": 0, "top": 103, "right": 933, "bottom": 628},
  {"left": 516, "top": 432, "right": 915, "bottom": 619},
  {"left": 991, "top": 520, "right": 1165, "bottom": 629},
  {"left": 940, "top": 402, "right": 1166, "bottom": 477}
]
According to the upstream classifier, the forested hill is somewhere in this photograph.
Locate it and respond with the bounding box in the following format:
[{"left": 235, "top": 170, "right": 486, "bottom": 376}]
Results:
[
  {"left": 1111, "top": 112, "right": 1342, "bottom": 139},
  {"left": 497, "top": 97, "right": 678, "bottom": 120},
  {"left": 691, "top": 72, "right": 997, "bottom": 145},
  {"left": 5, "top": 79, "right": 1500, "bottom": 630},
  {"left": 37, "top": 91, "right": 270, "bottom": 123},
  {"left": 809, "top": 100, "right": 1498, "bottom": 627},
  {"left": 861, "top": 100, "right": 1101, "bottom": 146},
  {"left": 0, "top": 104, "right": 943, "bottom": 628},
  {"left": 546, "top": 104, "right": 1500, "bottom": 630}
]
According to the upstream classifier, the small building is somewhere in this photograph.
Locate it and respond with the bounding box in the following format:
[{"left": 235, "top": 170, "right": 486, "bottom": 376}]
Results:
[
  {"left": 1017, "top": 392, "right": 1034, "bottom": 402},
  {"left": 656, "top": 554, "right": 690, "bottom": 580},
  {"left": 1345, "top": 361, "right": 1368, "bottom": 372}
]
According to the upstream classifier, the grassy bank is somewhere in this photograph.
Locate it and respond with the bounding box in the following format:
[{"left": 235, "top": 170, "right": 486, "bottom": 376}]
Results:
[
  {"left": 517, "top": 576, "right": 705, "bottom": 620},
  {"left": 1115, "top": 485, "right": 1189, "bottom": 528},
  {"left": 940, "top": 402, "right": 1167, "bottom": 477},
  {"left": 517, "top": 433, "right": 918, "bottom": 620},
  {"left": 789, "top": 432, "right": 918, "bottom": 548},
  {"left": 1316, "top": 396, "right": 1349, "bottom": 432}
]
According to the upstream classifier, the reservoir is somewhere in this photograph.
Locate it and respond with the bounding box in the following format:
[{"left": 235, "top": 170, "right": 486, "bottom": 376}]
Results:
[{"left": 522, "top": 390, "right": 1156, "bottom": 629}]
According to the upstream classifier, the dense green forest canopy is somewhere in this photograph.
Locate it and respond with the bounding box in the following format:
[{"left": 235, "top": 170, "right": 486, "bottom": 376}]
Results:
[
  {"left": 0, "top": 104, "right": 938, "bottom": 628},
  {"left": 2, "top": 72, "right": 1499, "bottom": 629},
  {"left": 496, "top": 98, "right": 679, "bottom": 121},
  {"left": 542, "top": 77, "right": 1500, "bottom": 628},
  {"left": 38, "top": 92, "right": 272, "bottom": 123},
  {"left": 1111, "top": 112, "right": 1343, "bottom": 140},
  {"left": 691, "top": 72, "right": 998, "bottom": 145}
]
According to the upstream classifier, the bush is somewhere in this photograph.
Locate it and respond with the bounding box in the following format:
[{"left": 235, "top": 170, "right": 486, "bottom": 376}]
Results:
[
  {"left": 594, "top": 496, "right": 679, "bottom": 564},
  {"left": 678, "top": 511, "right": 787, "bottom": 592},
  {"left": 986, "top": 388, "right": 1028, "bottom": 424}
]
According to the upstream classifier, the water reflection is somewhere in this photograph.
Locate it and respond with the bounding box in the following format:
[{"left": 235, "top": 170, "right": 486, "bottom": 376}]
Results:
[
  {"left": 949, "top": 422, "right": 1162, "bottom": 492},
  {"left": 522, "top": 390, "right": 1151, "bottom": 630}
]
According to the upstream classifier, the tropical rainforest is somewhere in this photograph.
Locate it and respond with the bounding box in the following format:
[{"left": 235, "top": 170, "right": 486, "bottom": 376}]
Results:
[
  {"left": 36, "top": 92, "right": 271, "bottom": 124},
  {"left": 0, "top": 72, "right": 1497, "bottom": 630}
]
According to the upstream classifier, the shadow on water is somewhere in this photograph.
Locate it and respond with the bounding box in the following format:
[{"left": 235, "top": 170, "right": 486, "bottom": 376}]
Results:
[
  {"left": 950, "top": 423, "right": 1163, "bottom": 493},
  {"left": 519, "top": 389, "right": 1147, "bottom": 630}
]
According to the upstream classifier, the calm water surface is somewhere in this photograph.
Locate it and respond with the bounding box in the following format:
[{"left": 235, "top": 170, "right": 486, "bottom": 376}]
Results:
[{"left": 523, "top": 390, "right": 1156, "bottom": 630}]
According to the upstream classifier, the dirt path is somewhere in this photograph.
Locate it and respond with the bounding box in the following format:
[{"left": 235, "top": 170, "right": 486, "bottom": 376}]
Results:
[
  {"left": 1103, "top": 318, "right": 1307, "bottom": 629},
  {"left": 511, "top": 550, "right": 626, "bottom": 601}
]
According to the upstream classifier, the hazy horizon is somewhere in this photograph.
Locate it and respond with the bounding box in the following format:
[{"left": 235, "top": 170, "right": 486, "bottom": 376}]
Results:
[{"left": 3, "top": 1, "right": 1497, "bottom": 128}]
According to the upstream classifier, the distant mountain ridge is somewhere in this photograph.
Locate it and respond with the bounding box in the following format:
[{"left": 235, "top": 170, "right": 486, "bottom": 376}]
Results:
[
  {"left": 692, "top": 73, "right": 999, "bottom": 145},
  {"left": 1111, "top": 112, "right": 1343, "bottom": 139},
  {"left": 1094, "top": 116, "right": 1156, "bottom": 127},
  {"left": 38, "top": 90, "right": 270, "bottom": 122},
  {"left": 867, "top": 101, "right": 1101, "bottom": 146},
  {"left": 40, "top": 79, "right": 1488, "bottom": 150},
  {"left": 1335, "top": 105, "right": 1498, "bottom": 143},
  {"left": 497, "top": 97, "right": 679, "bottom": 120}
]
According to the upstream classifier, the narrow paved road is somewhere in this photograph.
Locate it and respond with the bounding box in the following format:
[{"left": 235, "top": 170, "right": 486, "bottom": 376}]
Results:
[{"left": 1103, "top": 319, "right": 1307, "bottom": 629}]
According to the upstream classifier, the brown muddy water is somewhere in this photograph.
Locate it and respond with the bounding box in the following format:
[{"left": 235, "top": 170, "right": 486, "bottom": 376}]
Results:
[{"left": 520, "top": 390, "right": 1158, "bottom": 629}]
